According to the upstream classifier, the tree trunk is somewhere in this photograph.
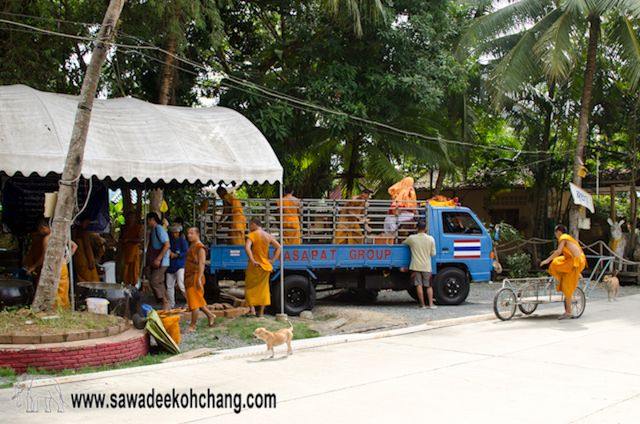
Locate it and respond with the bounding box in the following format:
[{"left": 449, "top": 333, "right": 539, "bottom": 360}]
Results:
[
  {"left": 158, "top": 36, "right": 178, "bottom": 106},
  {"left": 569, "top": 16, "right": 600, "bottom": 239},
  {"left": 434, "top": 170, "right": 444, "bottom": 195},
  {"left": 629, "top": 102, "right": 638, "bottom": 259},
  {"left": 32, "top": 0, "right": 125, "bottom": 313},
  {"left": 533, "top": 81, "right": 555, "bottom": 260}
]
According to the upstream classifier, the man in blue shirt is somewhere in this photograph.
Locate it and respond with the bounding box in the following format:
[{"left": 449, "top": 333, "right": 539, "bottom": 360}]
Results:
[
  {"left": 166, "top": 224, "right": 189, "bottom": 308},
  {"left": 146, "top": 212, "right": 171, "bottom": 309}
]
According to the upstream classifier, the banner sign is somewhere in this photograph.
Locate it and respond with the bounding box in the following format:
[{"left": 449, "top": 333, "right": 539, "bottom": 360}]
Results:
[{"left": 569, "top": 183, "right": 594, "bottom": 213}]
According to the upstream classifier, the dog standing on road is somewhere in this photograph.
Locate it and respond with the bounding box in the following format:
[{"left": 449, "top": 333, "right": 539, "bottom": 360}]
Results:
[
  {"left": 253, "top": 321, "right": 294, "bottom": 359},
  {"left": 603, "top": 270, "right": 620, "bottom": 302}
]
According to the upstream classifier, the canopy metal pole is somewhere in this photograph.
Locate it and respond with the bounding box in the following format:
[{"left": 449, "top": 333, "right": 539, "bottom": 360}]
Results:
[
  {"left": 68, "top": 227, "right": 75, "bottom": 310},
  {"left": 277, "top": 183, "right": 287, "bottom": 321},
  {"left": 140, "top": 188, "right": 148, "bottom": 287}
]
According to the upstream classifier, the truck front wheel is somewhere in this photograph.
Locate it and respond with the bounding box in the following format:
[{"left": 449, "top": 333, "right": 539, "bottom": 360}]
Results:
[
  {"left": 434, "top": 268, "right": 469, "bottom": 305},
  {"left": 271, "top": 275, "right": 316, "bottom": 316}
]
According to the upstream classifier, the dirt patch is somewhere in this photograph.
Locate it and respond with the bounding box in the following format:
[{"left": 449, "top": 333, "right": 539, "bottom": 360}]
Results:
[{"left": 307, "top": 305, "right": 408, "bottom": 335}]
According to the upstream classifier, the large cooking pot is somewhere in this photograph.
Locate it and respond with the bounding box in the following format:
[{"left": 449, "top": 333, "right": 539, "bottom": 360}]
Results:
[
  {"left": 0, "top": 279, "right": 35, "bottom": 310},
  {"left": 76, "top": 282, "right": 140, "bottom": 318}
]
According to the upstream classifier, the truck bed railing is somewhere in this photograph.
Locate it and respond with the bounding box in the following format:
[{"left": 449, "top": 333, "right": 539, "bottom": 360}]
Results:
[{"left": 200, "top": 198, "right": 425, "bottom": 245}]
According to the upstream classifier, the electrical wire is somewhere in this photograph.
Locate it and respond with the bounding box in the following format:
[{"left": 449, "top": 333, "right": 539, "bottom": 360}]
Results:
[{"left": 1, "top": 15, "right": 578, "bottom": 158}]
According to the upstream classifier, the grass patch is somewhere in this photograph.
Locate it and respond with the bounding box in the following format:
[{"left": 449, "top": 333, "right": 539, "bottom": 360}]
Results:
[
  {"left": 0, "top": 307, "right": 120, "bottom": 335},
  {"left": 316, "top": 312, "right": 339, "bottom": 321},
  {"left": 178, "top": 316, "right": 320, "bottom": 352}
]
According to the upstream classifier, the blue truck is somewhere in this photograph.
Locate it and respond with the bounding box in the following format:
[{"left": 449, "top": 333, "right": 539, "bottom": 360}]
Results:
[{"left": 202, "top": 198, "right": 495, "bottom": 316}]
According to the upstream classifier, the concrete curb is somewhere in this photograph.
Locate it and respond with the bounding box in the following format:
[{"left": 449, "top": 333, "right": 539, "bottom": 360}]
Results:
[{"left": 19, "top": 313, "right": 496, "bottom": 388}]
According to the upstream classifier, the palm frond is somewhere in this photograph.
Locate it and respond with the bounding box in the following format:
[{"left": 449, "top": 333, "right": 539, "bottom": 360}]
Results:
[
  {"left": 609, "top": 15, "right": 640, "bottom": 90},
  {"left": 456, "top": 0, "right": 553, "bottom": 59},
  {"left": 534, "top": 9, "right": 580, "bottom": 83}
]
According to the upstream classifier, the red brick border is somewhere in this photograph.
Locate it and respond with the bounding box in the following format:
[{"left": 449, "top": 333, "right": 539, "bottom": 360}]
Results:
[{"left": 0, "top": 330, "right": 150, "bottom": 373}]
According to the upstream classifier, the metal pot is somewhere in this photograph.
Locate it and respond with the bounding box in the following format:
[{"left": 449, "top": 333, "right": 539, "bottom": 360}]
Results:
[
  {"left": 0, "top": 279, "right": 35, "bottom": 310},
  {"left": 76, "top": 282, "right": 140, "bottom": 318}
]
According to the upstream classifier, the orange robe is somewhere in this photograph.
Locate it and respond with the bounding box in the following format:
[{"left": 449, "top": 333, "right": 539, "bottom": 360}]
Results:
[
  {"left": 245, "top": 231, "right": 272, "bottom": 306},
  {"left": 23, "top": 231, "right": 44, "bottom": 279},
  {"left": 222, "top": 193, "right": 246, "bottom": 245},
  {"left": 73, "top": 227, "right": 99, "bottom": 282},
  {"left": 549, "top": 234, "right": 587, "bottom": 297},
  {"left": 277, "top": 198, "right": 301, "bottom": 245},
  {"left": 121, "top": 223, "right": 142, "bottom": 285},
  {"left": 56, "top": 262, "right": 71, "bottom": 309},
  {"left": 184, "top": 241, "right": 207, "bottom": 311},
  {"left": 335, "top": 199, "right": 367, "bottom": 244},
  {"left": 388, "top": 177, "right": 417, "bottom": 209}
]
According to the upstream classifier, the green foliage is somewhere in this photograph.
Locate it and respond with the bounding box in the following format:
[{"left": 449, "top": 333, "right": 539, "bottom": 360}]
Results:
[
  {"left": 109, "top": 199, "right": 125, "bottom": 235},
  {"left": 506, "top": 251, "right": 531, "bottom": 278},
  {"left": 163, "top": 186, "right": 207, "bottom": 226},
  {"left": 486, "top": 221, "right": 523, "bottom": 244}
]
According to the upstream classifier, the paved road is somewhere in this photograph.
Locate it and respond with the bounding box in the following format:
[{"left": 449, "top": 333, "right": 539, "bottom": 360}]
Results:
[
  {"left": 2, "top": 295, "right": 639, "bottom": 423},
  {"left": 316, "top": 280, "right": 640, "bottom": 325}
]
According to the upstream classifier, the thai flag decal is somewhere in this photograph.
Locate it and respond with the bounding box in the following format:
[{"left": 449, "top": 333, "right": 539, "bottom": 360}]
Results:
[{"left": 454, "top": 239, "right": 481, "bottom": 259}]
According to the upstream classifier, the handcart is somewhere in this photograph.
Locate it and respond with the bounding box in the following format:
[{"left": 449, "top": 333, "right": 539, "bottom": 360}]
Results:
[{"left": 493, "top": 255, "right": 614, "bottom": 321}]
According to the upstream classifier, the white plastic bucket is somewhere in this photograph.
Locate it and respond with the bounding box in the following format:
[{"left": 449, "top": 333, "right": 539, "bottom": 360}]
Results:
[{"left": 86, "top": 297, "right": 109, "bottom": 314}]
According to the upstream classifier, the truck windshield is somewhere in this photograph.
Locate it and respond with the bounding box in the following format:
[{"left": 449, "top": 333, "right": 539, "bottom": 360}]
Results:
[{"left": 442, "top": 212, "right": 483, "bottom": 234}]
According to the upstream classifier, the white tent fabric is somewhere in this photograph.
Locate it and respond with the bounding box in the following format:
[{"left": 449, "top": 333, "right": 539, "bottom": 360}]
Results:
[{"left": 0, "top": 84, "right": 282, "bottom": 185}]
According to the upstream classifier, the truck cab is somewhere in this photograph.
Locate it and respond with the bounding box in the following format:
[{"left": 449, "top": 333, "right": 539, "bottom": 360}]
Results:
[{"left": 203, "top": 198, "right": 494, "bottom": 315}]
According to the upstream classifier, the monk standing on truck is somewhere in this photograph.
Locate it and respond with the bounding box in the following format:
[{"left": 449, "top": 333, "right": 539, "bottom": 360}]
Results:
[
  {"left": 540, "top": 224, "right": 586, "bottom": 319},
  {"left": 335, "top": 189, "right": 373, "bottom": 244},
  {"left": 278, "top": 185, "right": 302, "bottom": 245},
  {"left": 217, "top": 187, "right": 246, "bottom": 245},
  {"left": 245, "top": 217, "right": 281, "bottom": 317}
]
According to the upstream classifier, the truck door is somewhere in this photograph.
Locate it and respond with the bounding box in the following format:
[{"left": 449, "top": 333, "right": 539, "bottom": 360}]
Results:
[{"left": 438, "top": 210, "right": 486, "bottom": 264}]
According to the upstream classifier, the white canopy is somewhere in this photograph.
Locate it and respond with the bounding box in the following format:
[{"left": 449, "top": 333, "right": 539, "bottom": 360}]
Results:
[{"left": 0, "top": 84, "right": 282, "bottom": 186}]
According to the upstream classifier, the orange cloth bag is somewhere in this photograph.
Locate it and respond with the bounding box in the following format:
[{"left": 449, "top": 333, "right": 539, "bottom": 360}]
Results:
[{"left": 158, "top": 314, "right": 181, "bottom": 345}]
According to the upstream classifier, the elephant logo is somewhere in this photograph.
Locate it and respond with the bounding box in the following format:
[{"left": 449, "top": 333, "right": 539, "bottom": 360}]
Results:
[{"left": 10, "top": 377, "right": 68, "bottom": 413}]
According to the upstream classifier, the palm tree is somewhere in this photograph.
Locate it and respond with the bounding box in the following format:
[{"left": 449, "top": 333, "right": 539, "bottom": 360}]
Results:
[{"left": 459, "top": 0, "right": 640, "bottom": 237}]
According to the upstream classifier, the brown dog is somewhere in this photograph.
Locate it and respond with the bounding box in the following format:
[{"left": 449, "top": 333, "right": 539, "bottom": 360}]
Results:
[
  {"left": 253, "top": 321, "right": 293, "bottom": 359},
  {"left": 603, "top": 270, "right": 620, "bottom": 302}
]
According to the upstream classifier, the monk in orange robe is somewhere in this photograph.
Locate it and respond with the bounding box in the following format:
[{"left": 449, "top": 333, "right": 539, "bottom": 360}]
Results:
[
  {"left": 23, "top": 225, "right": 44, "bottom": 283},
  {"left": 541, "top": 224, "right": 587, "bottom": 319},
  {"left": 384, "top": 177, "right": 418, "bottom": 238},
  {"left": 119, "top": 211, "right": 143, "bottom": 285},
  {"left": 27, "top": 219, "right": 77, "bottom": 309},
  {"left": 182, "top": 227, "right": 216, "bottom": 333},
  {"left": 245, "top": 217, "right": 281, "bottom": 317},
  {"left": 216, "top": 187, "right": 246, "bottom": 245},
  {"left": 335, "top": 189, "right": 372, "bottom": 244},
  {"left": 72, "top": 212, "right": 99, "bottom": 282},
  {"left": 277, "top": 185, "right": 302, "bottom": 245}
]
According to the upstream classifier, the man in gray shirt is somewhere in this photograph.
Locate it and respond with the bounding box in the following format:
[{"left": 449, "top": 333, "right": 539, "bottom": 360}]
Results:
[{"left": 403, "top": 221, "right": 437, "bottom": 309}]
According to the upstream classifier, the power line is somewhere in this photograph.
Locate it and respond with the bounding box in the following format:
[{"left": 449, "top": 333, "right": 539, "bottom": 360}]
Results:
[{"left": 1, "top": 15, "right": 576, "bottom": 158}]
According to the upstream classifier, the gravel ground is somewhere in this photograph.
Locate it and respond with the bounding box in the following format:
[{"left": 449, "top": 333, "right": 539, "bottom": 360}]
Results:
[{"left": 314, "top": 279, "right": 640, "bottom": 327}]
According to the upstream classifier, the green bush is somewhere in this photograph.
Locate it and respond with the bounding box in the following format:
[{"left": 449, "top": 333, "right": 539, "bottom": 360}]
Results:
[{"left": 506, "top": 251, "right": 531, "bottom": 278}]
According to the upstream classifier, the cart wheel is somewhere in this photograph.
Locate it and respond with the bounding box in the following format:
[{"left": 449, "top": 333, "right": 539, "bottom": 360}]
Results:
[
  {"left": 517, "top": 284, "right": 538, "bottom": 315},
  {"left": 493, "top": 288, "right": 517, "bottom": 321},
  {"left": 571, "top": 287, "right": 586, "bottom": 318}
]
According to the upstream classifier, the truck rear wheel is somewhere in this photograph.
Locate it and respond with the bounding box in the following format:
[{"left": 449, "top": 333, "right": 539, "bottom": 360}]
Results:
[
  {"left": 271, "top": 275, "right": 316, "bottom": 316},
  {"left": 434, "top": 268, "right": 469, "bottom": 305}
]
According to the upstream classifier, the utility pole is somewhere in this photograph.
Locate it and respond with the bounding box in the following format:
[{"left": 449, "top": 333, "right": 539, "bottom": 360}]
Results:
[{"left": 33, "top": 0, "right": 126, "bottom": 313}]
